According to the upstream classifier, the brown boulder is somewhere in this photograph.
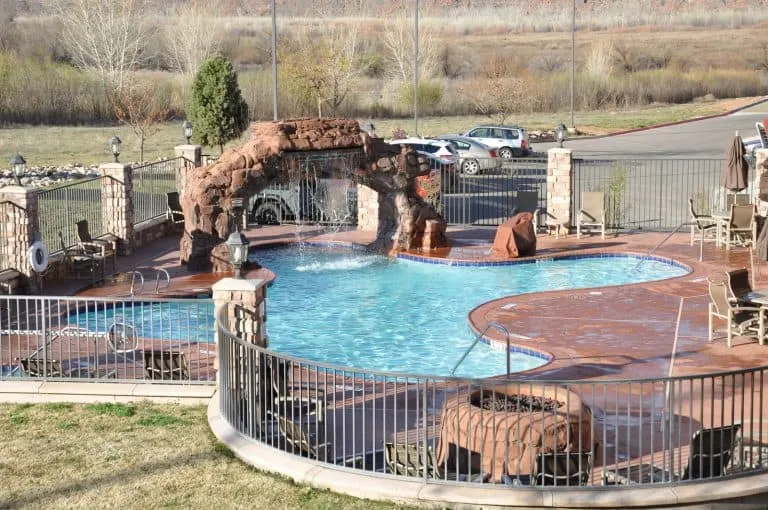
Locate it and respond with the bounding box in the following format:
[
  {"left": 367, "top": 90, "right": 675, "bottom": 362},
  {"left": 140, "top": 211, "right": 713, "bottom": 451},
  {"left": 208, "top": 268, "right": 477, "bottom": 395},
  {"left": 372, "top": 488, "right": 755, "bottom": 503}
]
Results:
[{"left": 491, "top": 213, "right": 537, "bottom": 258}]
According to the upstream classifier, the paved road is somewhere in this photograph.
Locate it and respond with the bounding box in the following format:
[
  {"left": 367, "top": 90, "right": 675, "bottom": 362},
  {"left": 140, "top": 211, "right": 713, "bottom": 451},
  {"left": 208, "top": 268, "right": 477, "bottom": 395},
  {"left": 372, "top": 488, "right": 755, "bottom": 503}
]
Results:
[{"left": 534, "top": 111, "right": 768, "bottom": 159}]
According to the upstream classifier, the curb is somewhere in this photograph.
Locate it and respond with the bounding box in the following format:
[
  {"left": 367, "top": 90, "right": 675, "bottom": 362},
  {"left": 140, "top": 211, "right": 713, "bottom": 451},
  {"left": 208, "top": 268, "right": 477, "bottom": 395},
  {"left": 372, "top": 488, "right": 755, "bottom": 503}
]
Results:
[{"left": 569, "top": 96, "right": 768, "bottom": 142}]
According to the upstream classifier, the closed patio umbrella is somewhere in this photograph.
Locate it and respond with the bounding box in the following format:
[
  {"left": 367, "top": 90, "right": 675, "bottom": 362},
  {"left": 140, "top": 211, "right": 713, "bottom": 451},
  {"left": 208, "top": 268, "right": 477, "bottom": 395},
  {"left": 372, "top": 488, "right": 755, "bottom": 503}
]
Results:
[{"left": 721, "top": 135, "right": 749, "bottom": 192}]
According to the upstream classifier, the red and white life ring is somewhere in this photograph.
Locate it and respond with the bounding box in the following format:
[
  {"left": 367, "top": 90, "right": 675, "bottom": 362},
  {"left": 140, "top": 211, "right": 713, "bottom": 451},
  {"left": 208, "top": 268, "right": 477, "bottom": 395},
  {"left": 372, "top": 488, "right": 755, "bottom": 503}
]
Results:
[{"left": 28, "top": 241, "right": 49, "bottom": 273}]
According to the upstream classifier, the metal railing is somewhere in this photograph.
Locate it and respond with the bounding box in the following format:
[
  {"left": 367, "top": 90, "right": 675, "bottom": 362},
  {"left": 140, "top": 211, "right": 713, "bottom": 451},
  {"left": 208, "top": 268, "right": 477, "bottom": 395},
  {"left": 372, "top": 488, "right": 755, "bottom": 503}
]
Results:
[
  {"left": 572, "top": 158, "right": 750, "bottom": 231},
  {"left": 0, "top": 295, "right": 215, "bottom": 384},
  {"left": 38, "top": 178, "right": 104, "bottom": 252},
  {"left": 217, "top": 303, "right": 768, "bottom": 488},
  {"left": 132, "top": 157, "right": 184, "bottom": 225},
  {"left": 438, "top": 157, "right": 547, "bottom": 227},
  {"left": 451, "top": 322, "right": 512, "bottom": 376}
]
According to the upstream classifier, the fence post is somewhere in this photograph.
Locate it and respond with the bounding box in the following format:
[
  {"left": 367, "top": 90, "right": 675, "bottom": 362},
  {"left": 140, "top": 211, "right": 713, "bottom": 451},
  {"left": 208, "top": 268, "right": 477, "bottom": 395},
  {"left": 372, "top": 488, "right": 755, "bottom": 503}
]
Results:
[
  {"left": 547, "top": 148, "right": 573, "bottom": 234},
  {"left": 99, "top": 162, "right": 135, "bottom": 256},
  {"left": 0, "top": 186, "right": 41, "bottom": 291},
  {"left": 357, "top": 185, "right": 379, "bottom": 232},
  {"left": 174, "top": 144, "right": 202, "bottom": 199}
]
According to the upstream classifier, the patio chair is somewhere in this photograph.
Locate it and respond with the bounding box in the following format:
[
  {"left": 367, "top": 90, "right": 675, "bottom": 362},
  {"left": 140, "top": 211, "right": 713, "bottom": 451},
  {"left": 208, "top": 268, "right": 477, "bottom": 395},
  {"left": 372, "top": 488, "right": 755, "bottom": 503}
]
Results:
[
  {"left": 509, "top": 191, "right": 541, "bottom": 233},
  {"left": 143, "top": 350, "right": 189, "bottom": 380},
  {"left": 604, "top": 424, "right": 741, "bottom": 484},
  {"left": 533, "top": 451, "right": 593, "bottom": 487},
  {"left": 18, "top": 357, "right": 63, "bottom": 377},
  {"left": 726, "top": 268, "right": 754, "bottom": 305},
  {"left": 384, "top": 441, "right": 488, "bottom": 482},
  {"left": 277, "top": 416, "right": 363, "bottom": 467},
  {"left": 688, "top": 198, "right": 717, "bottom": 246},
  {"left": 266, "top": 356, "right": 325, "bottom": 422},
  {"left": 724, "top": 204, "right": 757, "bottom": 251},
  {"left": 58, "top": 231, "right": 104, "bottom": 283},
  {"left": 708, "top": 279, "right": 762, "bottom": 347},
  {"left": 166, "top": 192, "right": 184, "bottom": 226},
  {"left": 76, "top": 219, "right": 117, "bottom": 273},
  {"left": 577, "top": 192, "right": 606, "bottom": 239}
]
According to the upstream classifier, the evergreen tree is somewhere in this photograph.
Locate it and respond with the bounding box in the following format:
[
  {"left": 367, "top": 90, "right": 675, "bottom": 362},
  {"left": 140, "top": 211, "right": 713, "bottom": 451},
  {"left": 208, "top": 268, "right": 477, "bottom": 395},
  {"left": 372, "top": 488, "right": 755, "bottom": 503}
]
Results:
[{"left": 187, "top": 56, "right": 249, "bottom": 154}]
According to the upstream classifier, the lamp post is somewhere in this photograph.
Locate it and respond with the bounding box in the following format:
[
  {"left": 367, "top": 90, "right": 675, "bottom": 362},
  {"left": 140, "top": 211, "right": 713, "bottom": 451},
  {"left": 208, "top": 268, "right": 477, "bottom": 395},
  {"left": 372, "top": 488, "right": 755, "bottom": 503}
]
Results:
[
  {"left": 182, "top": 120, "right": 193, "bottom": 144},
  {"left": 10, "top": 153, "right": 25, "bottom": 185},
  {"left": 225, "top": 230, "right": 249, "bottom": 279},
  {"left": 413, "top": 0, "right": 419, "bottom": 136},
  {"left": 109, "top": 135, "right": 122, "bottom": 163},
  {"left": 271, "top": 0, "right": 278, "bottom": 121},
  {"left": 555, "top": 122, "right": 567, "bottom": 148}
]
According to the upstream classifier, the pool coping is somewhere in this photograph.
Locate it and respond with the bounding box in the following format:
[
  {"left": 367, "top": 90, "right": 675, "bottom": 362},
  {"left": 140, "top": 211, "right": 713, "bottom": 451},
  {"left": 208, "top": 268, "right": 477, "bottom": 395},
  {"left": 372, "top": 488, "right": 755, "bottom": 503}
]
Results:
[{"left": 207, "top": 392, "right": 768, "bottom": 509}]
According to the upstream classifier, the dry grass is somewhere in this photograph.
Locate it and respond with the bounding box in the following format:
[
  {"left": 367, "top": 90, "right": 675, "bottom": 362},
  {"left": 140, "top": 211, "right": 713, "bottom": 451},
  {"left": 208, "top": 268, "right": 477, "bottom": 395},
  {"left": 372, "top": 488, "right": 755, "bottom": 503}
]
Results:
[
  {"left": 0, "top": 402, "right": 412, "bottom": 510},
  {"left": 0, "top": 96, "right": 760, "bottom": 168}
]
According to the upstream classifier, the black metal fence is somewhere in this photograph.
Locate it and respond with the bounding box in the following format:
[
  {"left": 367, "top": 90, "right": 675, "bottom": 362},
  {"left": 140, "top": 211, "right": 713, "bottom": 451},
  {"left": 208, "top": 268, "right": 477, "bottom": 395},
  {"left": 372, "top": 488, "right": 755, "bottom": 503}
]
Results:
[
  {"left": 133, "top": 157, "right": 186, "bottom": 225},
  {"left": 217, "top": 304, "right": 768, "bottom": 489},
  {"left": 38, "top": 178, "right": 104, "bottom": 252},
  {"left": 572, "top": 158, "right": 747, "bottom": 231},
  {"left": 439, "top": 158, "right": 547, "bottom": 226}
]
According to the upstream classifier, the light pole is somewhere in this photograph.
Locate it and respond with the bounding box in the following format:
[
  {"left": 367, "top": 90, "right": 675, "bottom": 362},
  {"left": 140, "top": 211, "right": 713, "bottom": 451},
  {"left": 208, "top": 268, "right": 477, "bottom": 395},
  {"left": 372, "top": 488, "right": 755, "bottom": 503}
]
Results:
[
  {"left": 570, "top": 0, "right": 576, "bottom": 128},
  {"left": 271, "top": 0, "right": 278, "bottom": 121},
  {"left": 413, "top": 0, "right": 420, "bottom": 136},
  {"left": 109, "top": 136, "right": 122, "bottom": 163},
  {"left": 182, "top": 120, "right": 192, "bottom": 144},
  {"left": 10, "top": 153, "right": 25, "bottom": 186}
]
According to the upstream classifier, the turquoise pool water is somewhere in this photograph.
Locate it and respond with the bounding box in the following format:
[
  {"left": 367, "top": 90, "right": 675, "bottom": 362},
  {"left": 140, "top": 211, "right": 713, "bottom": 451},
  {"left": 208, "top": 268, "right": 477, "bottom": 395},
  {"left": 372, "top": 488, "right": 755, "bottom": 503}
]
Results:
[{"left": 70, "top": 246, "right": 688, "bottom": 378}]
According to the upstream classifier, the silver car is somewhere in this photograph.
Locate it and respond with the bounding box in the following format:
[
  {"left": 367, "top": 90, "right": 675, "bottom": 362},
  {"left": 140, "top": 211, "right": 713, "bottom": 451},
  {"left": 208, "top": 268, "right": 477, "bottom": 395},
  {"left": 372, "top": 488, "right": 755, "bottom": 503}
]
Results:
[{"left": 434, "top": 134, "right": 501, "bottom": 175}]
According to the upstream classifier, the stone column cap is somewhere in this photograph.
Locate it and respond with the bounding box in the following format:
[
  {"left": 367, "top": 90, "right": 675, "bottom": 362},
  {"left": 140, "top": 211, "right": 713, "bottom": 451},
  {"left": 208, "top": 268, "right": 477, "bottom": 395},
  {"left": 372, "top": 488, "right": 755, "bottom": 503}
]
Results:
[
  {"left": 212, "top": 277, "right": 266, "bottom": 293},
  {"left": 99, "top": 162, "right": 131, "bottom": 172},
  {"left": 0, "top": 185, "right": 33, "bottom": 195},
  {"left": 547, "top": 148, "right": 573, "bottom": 155}
]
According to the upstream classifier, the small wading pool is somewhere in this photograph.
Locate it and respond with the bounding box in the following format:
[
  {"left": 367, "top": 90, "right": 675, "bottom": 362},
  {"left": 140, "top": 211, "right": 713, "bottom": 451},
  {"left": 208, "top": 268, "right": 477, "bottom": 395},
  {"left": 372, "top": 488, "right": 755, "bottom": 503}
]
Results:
[{"left": 71, "top": 246, "right": 688, "bottom": 378}]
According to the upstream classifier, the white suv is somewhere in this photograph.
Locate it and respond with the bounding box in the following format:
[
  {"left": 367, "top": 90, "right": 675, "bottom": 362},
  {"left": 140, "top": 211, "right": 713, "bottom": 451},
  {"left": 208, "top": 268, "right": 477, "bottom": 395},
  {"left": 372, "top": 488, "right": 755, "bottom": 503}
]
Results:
[
  {"left": 387, "top": 138, "right": 459, "bottom": 166},
  {"left": 463, "top": 125, "right": 531, "bottom": 158}
]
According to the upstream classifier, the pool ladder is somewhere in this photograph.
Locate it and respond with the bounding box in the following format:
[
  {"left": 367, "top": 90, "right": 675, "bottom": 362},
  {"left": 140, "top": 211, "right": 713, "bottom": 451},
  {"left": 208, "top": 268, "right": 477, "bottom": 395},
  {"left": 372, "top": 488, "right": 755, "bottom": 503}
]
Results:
[
  {"left": 450, "top": 321, "right": 513, "bottom": 377},
  {"left": 128, "top": 268, "right": 170, "bottom": 296},
  {"left": 632, "top": 220, "right": 701, "bottom": 272}
]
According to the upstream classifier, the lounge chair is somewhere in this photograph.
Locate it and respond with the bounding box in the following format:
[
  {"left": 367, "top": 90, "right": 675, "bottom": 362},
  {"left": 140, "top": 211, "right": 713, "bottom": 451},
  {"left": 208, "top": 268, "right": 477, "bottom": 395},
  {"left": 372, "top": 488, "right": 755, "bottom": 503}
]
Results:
[
  {"left": 605, "top": 424, "right": 741, "bottom": 484},
  {"left": 58, "top": 231, "right": 104, "bottom": 283},
  {"left": 385, "top": 442, "right": 488, "bottom": 482},
  {"left": 509, "top": 191, "right": 541, "bottom": 233},
  {"left": 18, "top": 357, "right": 63, "bottom": 377},
  {"left": 166, "top": 192, "right": 184, "bottom": 226},
  {"left": 724, "top": 204, "right": 757, "bottom": 251},
  {"left": 688, "top": 198, "right": 717, "bottom": 246},
  {"left": 708, "top": 279, "right": 762, "bottom": 347},
  {"left": 577, "top": 192, "right": 606, "bottom": 239},
  {"left": 143, "top": 350, "right": 189, "bottom": 380},
  {"left": 76, "top": 219, "right": 117, "bottom": 273},
  {"left": 267, "top": 356, "right": 324, "bottom": 422},
  {"left": 278, "top": 416, "right": 362, "bottom": 467},
  {"left": 533, "top": 451, "right": 592, "bottom": 486}
]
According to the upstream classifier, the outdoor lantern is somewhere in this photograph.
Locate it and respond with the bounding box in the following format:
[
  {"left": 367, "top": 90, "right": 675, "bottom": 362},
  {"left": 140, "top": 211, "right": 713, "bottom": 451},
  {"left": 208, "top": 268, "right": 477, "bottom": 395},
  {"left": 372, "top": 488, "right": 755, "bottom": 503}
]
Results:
[
  {"left": 109, "top": 135, "right": 122, "bottom": 163},
  {"left": 555, "top": 123, "right": 567, "bottom": 148},
  {"left": 183, "top": 120, "right": 193, "bottom": 144},
  {"left": 10, "top": 153, "right": 25, "bottom": 185},
  {"left": 225, "top": 230, "right": 249, "bottom": 279}
]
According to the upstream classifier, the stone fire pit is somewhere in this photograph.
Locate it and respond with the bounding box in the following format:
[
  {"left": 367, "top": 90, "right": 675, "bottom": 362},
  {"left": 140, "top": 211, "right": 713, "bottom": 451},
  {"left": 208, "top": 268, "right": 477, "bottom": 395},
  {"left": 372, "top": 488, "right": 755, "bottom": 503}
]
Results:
[{"left": 436, "top": 384, "right": 594, "bottom": 482}]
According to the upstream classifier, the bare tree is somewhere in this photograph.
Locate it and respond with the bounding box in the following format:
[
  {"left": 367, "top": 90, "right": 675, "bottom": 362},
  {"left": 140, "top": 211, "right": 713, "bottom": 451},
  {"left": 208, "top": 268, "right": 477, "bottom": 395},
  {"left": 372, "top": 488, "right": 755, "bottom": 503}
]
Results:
[
  {"left": 113, "top": 75, "right": 171, "bottom": 162},
  {"left": 380, "top": 15, "right": 438, "bottom": 84},
  {"left": 282, "top": 24, "right": 361, "bottom": 117},
  {"left": 163, "top": 0, "right": 221, "bottom": 79},
  {"left": 47, "top": 0, "right": 152, "bottom": 92},
  {"left": 461, "top": 76, "right": 529, "bottom": 125}
]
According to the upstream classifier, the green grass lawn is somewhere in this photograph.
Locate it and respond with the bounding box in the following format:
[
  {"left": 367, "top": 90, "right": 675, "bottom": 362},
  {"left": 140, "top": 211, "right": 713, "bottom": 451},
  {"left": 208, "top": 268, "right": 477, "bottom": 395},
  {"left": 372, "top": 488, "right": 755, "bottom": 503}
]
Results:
[
  {"left": 0, "top": 97, "right": 759, "bottom": 168},
  {"left": 0, "top": 403, "right": 414, "bottom": 510}
]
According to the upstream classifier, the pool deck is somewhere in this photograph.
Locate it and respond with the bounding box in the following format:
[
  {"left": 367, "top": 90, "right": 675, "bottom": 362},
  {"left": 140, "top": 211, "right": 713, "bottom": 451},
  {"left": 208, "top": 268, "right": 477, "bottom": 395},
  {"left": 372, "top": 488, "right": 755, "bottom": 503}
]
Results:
[{"left": 58, "top": 225, "right": 768, "bottom": 382}]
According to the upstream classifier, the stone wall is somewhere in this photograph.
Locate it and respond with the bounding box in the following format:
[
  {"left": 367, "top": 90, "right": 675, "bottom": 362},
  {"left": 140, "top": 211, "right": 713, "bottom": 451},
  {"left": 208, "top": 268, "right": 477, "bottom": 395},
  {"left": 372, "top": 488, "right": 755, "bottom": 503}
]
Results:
[
  {"left": 0, "top": 187, "right": 39, "bottom": 291},
  {"left": 546, "top": 148, "right": 573, "bottom": 234},
  {"left": 100, "top": 163, "right": 135, "bottom": 255},
  {"left": 356, "top": 184, "right": 379, "bottom": 231}
]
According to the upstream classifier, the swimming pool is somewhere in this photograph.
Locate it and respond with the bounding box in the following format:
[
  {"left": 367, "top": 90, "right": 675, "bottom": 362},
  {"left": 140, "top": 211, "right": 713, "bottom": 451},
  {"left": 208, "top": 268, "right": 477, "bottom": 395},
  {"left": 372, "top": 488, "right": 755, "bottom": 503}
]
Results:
[{"left": 70, "top": 246, "right": 687, "bottom": 378}]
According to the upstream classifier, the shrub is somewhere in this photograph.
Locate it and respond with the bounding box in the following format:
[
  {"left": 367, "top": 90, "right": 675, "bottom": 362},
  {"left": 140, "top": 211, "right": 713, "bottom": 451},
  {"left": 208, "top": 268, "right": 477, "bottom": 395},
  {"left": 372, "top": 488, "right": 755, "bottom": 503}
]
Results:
[{"left": 396, "top": 81, "right": 444, "bottom": 116}]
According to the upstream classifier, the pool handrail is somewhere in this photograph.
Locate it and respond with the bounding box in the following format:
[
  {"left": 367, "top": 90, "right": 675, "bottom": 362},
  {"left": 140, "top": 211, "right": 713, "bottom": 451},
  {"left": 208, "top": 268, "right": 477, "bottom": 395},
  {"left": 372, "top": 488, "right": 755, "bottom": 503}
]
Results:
[{"left": 450, "top": 321, "right": 512, "bottom": 377}]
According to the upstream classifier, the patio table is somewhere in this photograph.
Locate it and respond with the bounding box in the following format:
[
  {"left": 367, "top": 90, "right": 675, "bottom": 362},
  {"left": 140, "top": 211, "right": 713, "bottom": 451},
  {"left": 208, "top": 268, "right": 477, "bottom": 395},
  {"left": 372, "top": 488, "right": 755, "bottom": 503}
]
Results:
[
  {"left": 740, "top": 291, "right": 768, "bottom": 345},
  {"left": 712, "top": 212, "right": 730, "bottom": 248}
]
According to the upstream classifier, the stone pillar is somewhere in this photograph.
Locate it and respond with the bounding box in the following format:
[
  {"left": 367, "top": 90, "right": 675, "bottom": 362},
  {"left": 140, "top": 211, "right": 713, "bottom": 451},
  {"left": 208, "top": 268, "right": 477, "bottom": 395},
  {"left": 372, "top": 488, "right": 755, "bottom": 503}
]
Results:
[
  {"left": 174, "top": 144, "right": 202, "bottom": 198},
  {"left": 546, "top": 148, "right": 573, "bottom": 235},
  {"left": 212, "top": 277, "right": 268, "bottom": 349},
  {"left": 100, "top": 162, "right": 135, "bottom": 255},
  {"left": 356, "top": 184, "right": 379, "bottom": 231},
  {"left": 0, "top": 186, "right": 40, "bottom": 288},
  {"left": 755, "top": 149, "right": 768, "bottom": 216}
]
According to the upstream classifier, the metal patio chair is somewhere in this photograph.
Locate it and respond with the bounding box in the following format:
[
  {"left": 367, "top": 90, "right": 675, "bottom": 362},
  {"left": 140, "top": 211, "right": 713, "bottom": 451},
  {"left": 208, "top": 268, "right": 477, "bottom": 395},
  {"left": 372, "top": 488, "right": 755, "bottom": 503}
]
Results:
[
  {"left": 143, "top": 350, "right": 189, "bottom": 380},
  {"left": 266, "top": 356, "right": 325, "bottom": 422},
  {"left": 726, "top": 268, "right": 754, "bottom": 305},
  {"left": 58, "top": 231, "right": 104, "bottom": 283},
  {"left": 533, "top": 451, "right": 592, "bottom": 487},
  {"left": 76, "top": 219, "right": 117, "bottom": 273},
  {"left": 277, "top": 416, "right": 362, "bottom": 467},
  {"left": 708, "top": 279, "right": 762, "bottom": 347},
  {"left": 166, "top": 192, "right": 184, "bottom": 226},
  {"left": 724, "top": 204, "right": 757, "bottom": 251},
  {"left": 509, "top": 191, "right": 541, "bottom": 233},
  {"left": 385, "top": 442, "right": 489, "bottom": 482},
  {"left": 577, "top": 192, "right": 606, "bottom": 239},
  {"left": 18, "top": 357, "right": 63, "bottom": 378},
  {"left": 688, "top": 198, "right": 717, "bottom": 246}
]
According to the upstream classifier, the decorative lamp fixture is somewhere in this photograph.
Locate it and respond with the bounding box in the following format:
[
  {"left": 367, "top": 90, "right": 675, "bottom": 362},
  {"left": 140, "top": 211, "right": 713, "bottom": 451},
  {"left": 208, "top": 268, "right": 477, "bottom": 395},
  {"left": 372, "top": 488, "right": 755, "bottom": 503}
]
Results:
[
  {"left": 555, "top": 123, "right": 567, "bottom": 148},
  {"left": 109, "top": 135, "right": 122, "bottom": 163},
  {"left": 10, "top": 153, "right": 25, "bottom": 185},
  {"left": 182, "top": 120, "right": 193, "bottom": 144},
  {"left": 225, "top": 230, "right": 249, "bottom": 279}
]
